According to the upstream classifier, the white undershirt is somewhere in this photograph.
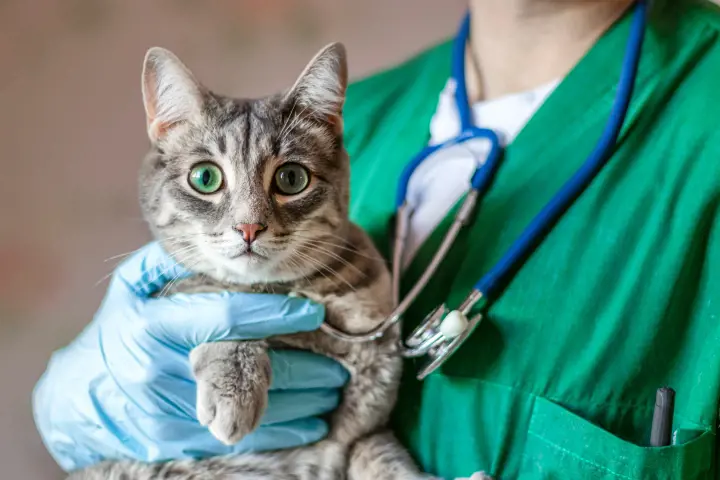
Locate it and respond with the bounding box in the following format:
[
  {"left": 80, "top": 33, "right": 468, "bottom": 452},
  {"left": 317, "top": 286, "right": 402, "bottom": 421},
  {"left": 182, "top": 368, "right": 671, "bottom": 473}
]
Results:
[{"left": 401, "top": 78, "right": 560, "bottom": 269}]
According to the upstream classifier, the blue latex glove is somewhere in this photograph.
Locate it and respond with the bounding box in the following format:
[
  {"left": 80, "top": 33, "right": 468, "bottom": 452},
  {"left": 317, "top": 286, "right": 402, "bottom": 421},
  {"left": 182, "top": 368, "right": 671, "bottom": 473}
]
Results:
[{"left": 32, "top": 241, "right": 348, "bottom": 472}]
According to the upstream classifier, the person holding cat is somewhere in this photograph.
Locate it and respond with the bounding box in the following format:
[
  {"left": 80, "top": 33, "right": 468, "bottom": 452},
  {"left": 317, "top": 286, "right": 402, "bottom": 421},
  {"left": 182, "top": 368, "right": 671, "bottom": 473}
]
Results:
[{"left": 33, "top": 0, "right": 720, "bottom": 478}]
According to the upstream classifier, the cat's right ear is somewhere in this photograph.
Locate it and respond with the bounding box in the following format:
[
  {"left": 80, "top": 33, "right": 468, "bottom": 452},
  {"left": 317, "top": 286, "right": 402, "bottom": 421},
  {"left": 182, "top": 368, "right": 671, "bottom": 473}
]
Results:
[
  {"left": 142, "top": 47, "right": 205, "bottom": 143},
  {"left": 284, "top": 42, "right": 348, "bottom": 134}
]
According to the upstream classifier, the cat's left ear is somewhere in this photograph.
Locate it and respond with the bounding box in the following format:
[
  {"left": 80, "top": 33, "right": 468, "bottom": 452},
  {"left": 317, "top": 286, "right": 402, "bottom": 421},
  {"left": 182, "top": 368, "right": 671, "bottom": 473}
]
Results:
[
  {"left": 142, "top": 47, "right": 205, "bottom": 143},
  {"left": 285, "top": 42, "right": 348, "bottom": 133}
]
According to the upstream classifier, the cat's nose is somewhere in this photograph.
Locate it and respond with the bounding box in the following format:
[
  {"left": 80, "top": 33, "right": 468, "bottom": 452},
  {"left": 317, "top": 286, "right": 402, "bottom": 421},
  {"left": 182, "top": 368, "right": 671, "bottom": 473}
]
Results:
[{"left": 234, "top": 223, "right": 266, "bottom": 244}]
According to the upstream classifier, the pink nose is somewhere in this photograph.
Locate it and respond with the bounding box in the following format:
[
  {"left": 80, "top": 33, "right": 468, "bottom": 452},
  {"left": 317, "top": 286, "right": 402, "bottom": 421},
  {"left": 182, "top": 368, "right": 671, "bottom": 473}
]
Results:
[{"left": 234, "top": 223, "right": 266, "bottom": 244}]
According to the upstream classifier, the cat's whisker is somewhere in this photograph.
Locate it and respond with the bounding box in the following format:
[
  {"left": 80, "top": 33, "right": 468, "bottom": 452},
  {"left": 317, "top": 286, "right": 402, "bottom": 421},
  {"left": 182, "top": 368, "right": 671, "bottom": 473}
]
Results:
[
  {"left": 100, "top": 233, "right": 204, "bottom": 265},
  {"left": 282, "top": 252, "right": 315, "bottom": 286},
  {"left": 280, "top": 105, "right": 310, "bottom": 142},
  {"left": 93, "top": 271, "right": 116, "bottom": 289},
  {"left": 277, "top": 96, "right": 300, "bottom": 141},
  {"left": 92, "top": 245, "right": 194, "bottom": 288},
  {"left": 142, "top": 245, "right": 202, "bottom": 289},
  {"left": 293, "top": 249, "right": 356, "bottom": 291},
  {"left": 103, "top": 247, "right": 146, "bottom": 263},
  {"left": 284, "top": 105, "right": 310, "bottom": 138},
  {"left": 211, "top": 240, "right": 243, "bottom": 250},
  {"left": 287, "top": 235, "right": 374, "bottom": 260},
  {"left": 157, "top": 253, "right": 205, "bottom": 296},
  {"left": 161, "top": 232, "right": 209, "bottom": 243},
  {"left": 289, "top": 233, "right": 385, "bottom": 262},
  {"left": 157, "top": 258, "right": 194, "bottom": 297},
  {"left": 291, "top": 228, "right": 351, "bottom": 244},
  {"left": 158, "top": 255, "right": 204, "bottom": 297},
  {"left": 165, "top": 243, "right": 203, "bottom": 259},
  {"left": 301, "top": 242, "right": 366, "bottom": 278},
  {"left": 291, "top": 250, "right": 334, "bottom": 286}
]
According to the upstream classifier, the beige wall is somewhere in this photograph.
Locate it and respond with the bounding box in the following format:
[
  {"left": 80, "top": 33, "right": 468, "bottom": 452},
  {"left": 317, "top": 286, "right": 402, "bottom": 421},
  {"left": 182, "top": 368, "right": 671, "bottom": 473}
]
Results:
[
  {"left": 3, "top": 0, "right": 719, "bottom": 478},
  {"left": 0, "top": 1, "right": 464, "bottom": 478}
]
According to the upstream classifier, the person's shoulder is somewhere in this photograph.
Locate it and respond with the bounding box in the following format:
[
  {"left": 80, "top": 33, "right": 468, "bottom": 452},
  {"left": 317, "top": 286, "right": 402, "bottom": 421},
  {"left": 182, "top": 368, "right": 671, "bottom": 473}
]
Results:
[
  {"left": 341, "top": 40, "right": 451, "bottom": 139},
  {"left": 340, "top": 39, "right": 451, "bottom": 163},
  {"left": 681, "top": 0, "right": 720, "bottom": 30},
  {"left": 665, "top": 0, "right": 720, "bottom": 71},
  {"left": 653, "top": 0, "right": 720, "bottom": 148},
  {"left": 653, "top": 2, "right": 720, "bottom": 206},
  {"left": 344, "top": 39, "right": 451, "bottom": 112}
]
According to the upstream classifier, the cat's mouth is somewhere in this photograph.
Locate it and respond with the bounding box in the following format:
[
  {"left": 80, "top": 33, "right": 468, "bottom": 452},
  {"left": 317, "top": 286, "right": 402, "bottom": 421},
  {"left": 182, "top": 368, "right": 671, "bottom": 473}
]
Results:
[{"left": 228, "top": 248, "right": 267, "bottom": 260}]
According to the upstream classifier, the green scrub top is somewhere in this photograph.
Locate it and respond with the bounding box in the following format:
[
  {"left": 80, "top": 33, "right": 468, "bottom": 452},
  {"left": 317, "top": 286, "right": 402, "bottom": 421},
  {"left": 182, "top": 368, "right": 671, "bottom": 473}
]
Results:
[{"left": 342, "top": 1, "right": 720, "bottom": 478}]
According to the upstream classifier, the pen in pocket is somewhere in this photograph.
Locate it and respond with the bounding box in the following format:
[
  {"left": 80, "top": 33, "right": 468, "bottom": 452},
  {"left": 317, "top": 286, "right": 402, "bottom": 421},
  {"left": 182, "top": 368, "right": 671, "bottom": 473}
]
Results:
[{"left": 649, "top": 387, "right": 675, "bottom": 447}]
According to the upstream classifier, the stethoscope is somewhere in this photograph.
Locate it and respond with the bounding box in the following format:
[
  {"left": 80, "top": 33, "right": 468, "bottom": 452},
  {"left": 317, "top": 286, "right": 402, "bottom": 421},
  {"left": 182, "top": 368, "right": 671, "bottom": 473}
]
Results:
[{"left": 321, "top": 0, "right": 649, "bottom": 380}]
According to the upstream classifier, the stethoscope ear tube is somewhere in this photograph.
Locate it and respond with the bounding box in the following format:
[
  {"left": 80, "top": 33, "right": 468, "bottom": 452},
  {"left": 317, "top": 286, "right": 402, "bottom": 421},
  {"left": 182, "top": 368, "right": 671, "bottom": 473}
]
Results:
[
  {"left": 390, "top": 191, "right": 480, "bottom": 320},
  {"left": 391, "top": 205, "right": 410, "bottom": 307},
  {"left": 472, "top": 0, "right": 648, "bottom": 302}
]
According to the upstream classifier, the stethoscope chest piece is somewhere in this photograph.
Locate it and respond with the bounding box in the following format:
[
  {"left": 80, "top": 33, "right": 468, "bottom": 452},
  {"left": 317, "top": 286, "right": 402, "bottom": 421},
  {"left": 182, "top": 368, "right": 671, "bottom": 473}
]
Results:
[{"left": 403, "top": 290, "right": 486, "bottom": 380}]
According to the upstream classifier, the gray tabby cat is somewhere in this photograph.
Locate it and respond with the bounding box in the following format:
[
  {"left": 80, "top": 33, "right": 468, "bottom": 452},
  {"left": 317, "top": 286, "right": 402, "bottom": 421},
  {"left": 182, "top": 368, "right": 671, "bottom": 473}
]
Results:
[{"left": 69, "top": 43, "right": 439, "bottom": 480}]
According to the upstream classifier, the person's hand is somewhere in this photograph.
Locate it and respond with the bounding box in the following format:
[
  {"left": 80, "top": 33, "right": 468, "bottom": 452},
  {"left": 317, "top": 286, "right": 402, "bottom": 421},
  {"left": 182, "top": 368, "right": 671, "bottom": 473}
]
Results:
[{"left": 32, "top": 242, "right": 348, "bottom": 472}]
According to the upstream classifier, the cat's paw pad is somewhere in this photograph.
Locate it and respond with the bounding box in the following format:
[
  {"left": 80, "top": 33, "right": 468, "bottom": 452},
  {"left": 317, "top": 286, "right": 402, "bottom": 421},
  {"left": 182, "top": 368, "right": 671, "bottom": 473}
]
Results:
[
  {"left": 190, "top": 342, "right": 271, "bottom": 445},
  {"left": 195, "top": 377, "right": 264, "bottom": 445}
]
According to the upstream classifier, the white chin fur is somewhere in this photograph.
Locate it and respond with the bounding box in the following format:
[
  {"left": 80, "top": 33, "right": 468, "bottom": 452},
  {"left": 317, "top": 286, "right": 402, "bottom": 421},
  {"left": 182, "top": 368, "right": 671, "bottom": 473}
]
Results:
[
  {"left": 191, "top": 240, "right": 310, "bottom": 285},
  {"left": 200, "top": 246, "right": 272, "bottom": 283}
]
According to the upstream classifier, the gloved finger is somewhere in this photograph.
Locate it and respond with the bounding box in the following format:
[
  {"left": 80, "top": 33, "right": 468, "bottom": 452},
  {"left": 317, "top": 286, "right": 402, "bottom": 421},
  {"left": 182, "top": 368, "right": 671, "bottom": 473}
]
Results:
[
  {"left": 233, "top": 417, "right": 329, "bottom": 453},
  {"left": 124, "top": 411, "right": 330, "bottom": 462},
  {"left": 141, "top": 292, "right": 325, "bottom": 348},
  {"left": 268, "top": 350, "right": 349, "bottom": 390},
  {"left": 113, "top": 241, "right": 191, "bottom": 298},
  {"left": 261, "top": 388, "right": 341, "bottom": 425}
]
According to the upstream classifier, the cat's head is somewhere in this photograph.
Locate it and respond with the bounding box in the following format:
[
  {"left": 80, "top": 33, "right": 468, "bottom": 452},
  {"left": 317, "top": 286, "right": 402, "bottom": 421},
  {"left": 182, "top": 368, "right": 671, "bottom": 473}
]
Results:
[{"left": 138, "top": 43, "right": 350, "bottom": 285}]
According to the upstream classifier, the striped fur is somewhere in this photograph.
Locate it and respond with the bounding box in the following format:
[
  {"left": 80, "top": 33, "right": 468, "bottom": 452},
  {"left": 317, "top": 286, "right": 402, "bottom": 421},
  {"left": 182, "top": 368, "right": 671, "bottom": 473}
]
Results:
[{"left": 68, "top": 45, "right": 444, "bottom": 479}]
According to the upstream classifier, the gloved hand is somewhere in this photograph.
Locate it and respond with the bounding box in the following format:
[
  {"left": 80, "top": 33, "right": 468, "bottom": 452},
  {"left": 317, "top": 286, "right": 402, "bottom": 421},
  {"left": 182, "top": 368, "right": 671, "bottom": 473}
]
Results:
[{"left": 32, "top": 241, "right": 348, "bottom": 472}]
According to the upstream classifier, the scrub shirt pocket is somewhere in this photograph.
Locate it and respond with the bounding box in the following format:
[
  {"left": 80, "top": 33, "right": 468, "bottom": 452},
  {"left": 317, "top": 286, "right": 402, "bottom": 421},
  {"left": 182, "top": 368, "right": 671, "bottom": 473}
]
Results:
[{"left": 520, "top": 396, "right": 714, "bottom": 479}]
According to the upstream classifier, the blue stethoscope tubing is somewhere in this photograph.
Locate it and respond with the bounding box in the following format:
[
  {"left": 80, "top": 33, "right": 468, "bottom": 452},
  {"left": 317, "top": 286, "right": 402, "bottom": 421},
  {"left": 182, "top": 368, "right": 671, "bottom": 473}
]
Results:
[
  {"left": 473, "top": 0, "right": 648, "bottom": 300},
  {"left": 320, "top": 0, "right": 649, "bottom": 378}
]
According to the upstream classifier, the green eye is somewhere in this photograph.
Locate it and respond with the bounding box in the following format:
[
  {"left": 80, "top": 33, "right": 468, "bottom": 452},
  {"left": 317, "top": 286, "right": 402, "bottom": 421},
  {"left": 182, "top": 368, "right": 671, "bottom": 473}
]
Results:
[
  {"left": 188, "top": 162, "right": 223, "bottom": 194},
  {"left": 274, "top": 163, "right": 310, "bottom": 195}
]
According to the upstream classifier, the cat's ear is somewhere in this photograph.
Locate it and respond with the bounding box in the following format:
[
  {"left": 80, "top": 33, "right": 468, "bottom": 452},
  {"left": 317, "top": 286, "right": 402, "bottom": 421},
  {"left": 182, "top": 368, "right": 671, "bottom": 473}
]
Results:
[
  {"left": 286, "top": 42, "right": 348, "bottom": 132},
  {"left": 142, "top": 47, "right": 205, "bottom": 142}
]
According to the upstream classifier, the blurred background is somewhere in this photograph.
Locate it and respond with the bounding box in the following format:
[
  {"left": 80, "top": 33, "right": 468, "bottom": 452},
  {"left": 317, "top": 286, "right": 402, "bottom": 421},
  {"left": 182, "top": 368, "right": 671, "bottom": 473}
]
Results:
[{"left": 0, "top": 0, "right": 465, "bottom": 478}]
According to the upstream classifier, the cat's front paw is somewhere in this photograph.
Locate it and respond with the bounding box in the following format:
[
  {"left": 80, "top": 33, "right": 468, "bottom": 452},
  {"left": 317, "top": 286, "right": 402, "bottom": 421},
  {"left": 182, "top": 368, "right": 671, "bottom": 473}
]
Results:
[{"left": 190, "top": 341, "right": 271, "bottom": 445}]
